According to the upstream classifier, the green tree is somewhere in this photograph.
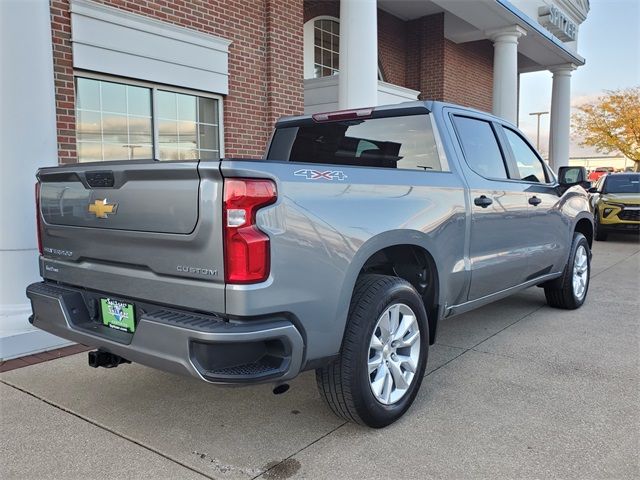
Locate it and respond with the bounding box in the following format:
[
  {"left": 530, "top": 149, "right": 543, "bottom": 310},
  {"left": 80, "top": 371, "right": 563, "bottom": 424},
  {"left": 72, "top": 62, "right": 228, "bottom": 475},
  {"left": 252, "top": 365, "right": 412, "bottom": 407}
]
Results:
[{"left": 572, "top": 87, "right": 640, "bottom": 171}]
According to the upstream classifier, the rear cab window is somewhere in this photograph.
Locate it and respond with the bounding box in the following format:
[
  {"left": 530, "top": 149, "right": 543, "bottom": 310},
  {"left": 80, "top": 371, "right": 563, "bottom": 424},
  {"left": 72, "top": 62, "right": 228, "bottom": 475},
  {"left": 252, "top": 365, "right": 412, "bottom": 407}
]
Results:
[{"left": 267, "top": 114, "right": 444, "bottom": 172}]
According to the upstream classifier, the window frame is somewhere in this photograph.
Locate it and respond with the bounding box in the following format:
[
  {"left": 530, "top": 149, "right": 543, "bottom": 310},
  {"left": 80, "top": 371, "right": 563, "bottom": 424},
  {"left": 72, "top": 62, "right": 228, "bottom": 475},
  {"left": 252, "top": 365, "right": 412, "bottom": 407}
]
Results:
[
  {"left": 304, "top": 16, "right": 340, "bottom": 79},
  {"left": 312, "top": 16, "right": 340, "bottom": 78},
  {"left": 497, "top": 125, "right": 554, "bottom": 185},
  {"left": 450, "top": 114, "right": 512, "bottom": 181},
  {"left": 74, "top": 71, "right": 225, "bottom": 162}
]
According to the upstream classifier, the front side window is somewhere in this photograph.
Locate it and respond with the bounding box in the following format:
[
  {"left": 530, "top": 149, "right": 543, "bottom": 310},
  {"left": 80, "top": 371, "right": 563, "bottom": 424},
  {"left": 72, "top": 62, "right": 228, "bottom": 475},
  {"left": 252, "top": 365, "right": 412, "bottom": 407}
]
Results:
[
  {"left": 267, "top": 114, "right": 442, "bottom": 172},
  {"left": 75, "top": 77, "right": 221, "bottom": 163},
  {"left": 503, "top": 127, "right": 548, "bottom": 183},
  {"left": 453, "top": 116, "right": 508, "bottom": 180}
]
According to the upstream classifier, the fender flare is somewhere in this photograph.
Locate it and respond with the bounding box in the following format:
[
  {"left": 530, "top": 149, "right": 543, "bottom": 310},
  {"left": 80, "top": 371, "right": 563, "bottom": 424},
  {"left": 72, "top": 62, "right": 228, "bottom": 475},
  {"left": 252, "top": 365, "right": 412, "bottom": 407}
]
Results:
[{"left": 330, "top": 229, "right": 445, "bottom": 352}]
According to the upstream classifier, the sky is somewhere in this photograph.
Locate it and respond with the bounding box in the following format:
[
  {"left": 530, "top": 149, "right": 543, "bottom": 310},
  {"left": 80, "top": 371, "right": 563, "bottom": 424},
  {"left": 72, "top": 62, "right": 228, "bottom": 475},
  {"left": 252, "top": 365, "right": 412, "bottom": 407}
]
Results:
[{"left": 518, "top": 0, "right": 640, "bottom": 158}]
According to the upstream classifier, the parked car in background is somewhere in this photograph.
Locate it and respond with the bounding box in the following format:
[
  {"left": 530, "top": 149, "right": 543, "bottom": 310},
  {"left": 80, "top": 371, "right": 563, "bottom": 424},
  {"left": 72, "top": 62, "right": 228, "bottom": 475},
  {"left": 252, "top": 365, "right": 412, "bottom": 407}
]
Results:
[
  {"left": 589, "top": 173, "right": 640, "bottom": 240},
  {"left": 587, "top": 166, "right": 615, "bottom": 182}
]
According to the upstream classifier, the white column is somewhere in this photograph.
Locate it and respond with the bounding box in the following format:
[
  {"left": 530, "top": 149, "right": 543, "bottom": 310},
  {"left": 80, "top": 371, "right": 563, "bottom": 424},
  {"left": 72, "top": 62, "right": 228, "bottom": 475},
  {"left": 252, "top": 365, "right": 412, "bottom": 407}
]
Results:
[
  {"left": 487, "top": 26, "right": 526, "bottom": 124},
  {"left": 338, "top": 0, "right": 378, "bottom": 109},
  {"left": 0, "top": 0, "right": 68, "bottom": 359},
  {"left": 548, "top": 64, "right": 576, "bottom": 170}
]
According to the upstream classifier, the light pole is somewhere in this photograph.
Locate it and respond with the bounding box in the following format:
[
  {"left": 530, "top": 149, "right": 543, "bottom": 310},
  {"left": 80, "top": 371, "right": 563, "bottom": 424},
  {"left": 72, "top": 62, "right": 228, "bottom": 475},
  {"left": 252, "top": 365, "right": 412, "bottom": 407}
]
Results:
[{"left": 529, "top": 111, "right": 549, "bottom": 152}]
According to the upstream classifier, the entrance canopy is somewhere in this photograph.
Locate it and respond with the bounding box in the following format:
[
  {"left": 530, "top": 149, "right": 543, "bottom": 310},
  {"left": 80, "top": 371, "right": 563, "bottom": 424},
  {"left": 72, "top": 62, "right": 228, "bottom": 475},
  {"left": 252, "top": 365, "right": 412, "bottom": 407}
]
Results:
[{"left": 378, "top": 0, "right": 588, "bottom": 72}]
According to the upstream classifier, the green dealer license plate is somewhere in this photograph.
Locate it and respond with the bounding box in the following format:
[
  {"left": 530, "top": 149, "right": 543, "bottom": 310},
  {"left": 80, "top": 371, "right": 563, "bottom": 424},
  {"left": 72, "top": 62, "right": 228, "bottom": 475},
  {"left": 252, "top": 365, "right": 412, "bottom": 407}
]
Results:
[{"left": 101, "top": 298, "right": 136, "bottom": 333}]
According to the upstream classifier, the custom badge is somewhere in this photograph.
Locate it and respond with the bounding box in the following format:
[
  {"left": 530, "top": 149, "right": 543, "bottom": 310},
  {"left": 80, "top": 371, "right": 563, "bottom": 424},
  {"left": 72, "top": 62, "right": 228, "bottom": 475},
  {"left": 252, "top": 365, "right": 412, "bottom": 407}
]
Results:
[{"left": 88, "top": 199, "right": 118, "bottom": 218}]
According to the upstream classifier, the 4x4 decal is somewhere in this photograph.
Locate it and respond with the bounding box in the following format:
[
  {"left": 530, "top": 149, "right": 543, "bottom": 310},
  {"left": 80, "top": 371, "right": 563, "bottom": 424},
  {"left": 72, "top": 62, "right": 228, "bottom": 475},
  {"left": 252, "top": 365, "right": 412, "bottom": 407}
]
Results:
[{"left": 294, "top": 169, "right": 348, "bottom": 181}]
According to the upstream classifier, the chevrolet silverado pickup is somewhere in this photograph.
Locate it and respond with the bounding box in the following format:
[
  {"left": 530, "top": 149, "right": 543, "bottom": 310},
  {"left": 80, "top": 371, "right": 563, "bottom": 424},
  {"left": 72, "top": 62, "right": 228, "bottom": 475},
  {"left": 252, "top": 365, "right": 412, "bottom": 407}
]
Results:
[{"left": 28, "top": 101, "right": 594, "bottom": 427}]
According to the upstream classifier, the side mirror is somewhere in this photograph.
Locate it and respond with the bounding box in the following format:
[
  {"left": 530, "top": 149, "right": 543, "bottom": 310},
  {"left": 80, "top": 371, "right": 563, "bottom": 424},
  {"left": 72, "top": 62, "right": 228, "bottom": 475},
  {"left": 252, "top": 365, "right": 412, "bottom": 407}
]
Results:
[
  {"left": 558, "top": 166, "right": 587, "bottom": 185},
  {"left": 587, "top": 186, "right": 599, "bottom": 194}
]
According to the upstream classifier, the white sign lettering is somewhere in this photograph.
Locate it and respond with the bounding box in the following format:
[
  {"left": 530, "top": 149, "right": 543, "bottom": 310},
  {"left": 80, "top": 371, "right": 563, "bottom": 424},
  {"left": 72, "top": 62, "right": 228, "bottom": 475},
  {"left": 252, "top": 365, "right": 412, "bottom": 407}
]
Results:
[{"left": 539, "top": 5, "right": 577, "bottom": 42}]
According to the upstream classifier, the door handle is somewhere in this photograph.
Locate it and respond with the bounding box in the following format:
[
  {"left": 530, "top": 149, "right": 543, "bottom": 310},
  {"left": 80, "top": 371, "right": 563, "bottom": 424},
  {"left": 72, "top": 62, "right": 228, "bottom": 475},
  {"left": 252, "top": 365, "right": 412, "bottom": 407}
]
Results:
[
  {"left": 529, "top": 196, "right": 542, "bottom": 206},
  {"left": 474, "top": 195, "right": 493, "bottom": 208}
]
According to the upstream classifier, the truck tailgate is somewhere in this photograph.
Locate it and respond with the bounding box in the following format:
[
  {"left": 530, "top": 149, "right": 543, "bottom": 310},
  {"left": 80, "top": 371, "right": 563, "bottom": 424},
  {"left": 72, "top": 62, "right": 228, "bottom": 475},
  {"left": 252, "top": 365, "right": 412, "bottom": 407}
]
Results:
[
  {"left": 37, "top": 161, "right": 225, "bottom": 313},
  {"left": 40, "top": 162, "right": 199, "bottom": 233}
]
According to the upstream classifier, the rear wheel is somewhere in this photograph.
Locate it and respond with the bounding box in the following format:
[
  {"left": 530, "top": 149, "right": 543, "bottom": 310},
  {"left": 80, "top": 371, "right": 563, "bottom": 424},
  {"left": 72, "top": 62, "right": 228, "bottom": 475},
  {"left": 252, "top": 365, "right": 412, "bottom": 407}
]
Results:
[
  {"left": 544, "top": 232, "right": 591, "bottom": 309},
  {"left": 594, "top": 212, "right": 608, "bottom": 241},
  {"left": 316, "top": 274, "right": 429, "bottom": 428}
]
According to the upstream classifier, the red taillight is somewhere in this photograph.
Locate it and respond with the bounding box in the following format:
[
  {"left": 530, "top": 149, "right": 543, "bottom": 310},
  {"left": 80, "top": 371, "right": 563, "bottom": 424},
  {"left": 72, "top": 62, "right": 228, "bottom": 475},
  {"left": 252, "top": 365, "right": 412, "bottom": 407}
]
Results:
[
  {"left": 35, "top": 183, "right": 43, "bottom": 255},
  {"left": 223, "top": 178, "right": 277, "bottom": 284}
]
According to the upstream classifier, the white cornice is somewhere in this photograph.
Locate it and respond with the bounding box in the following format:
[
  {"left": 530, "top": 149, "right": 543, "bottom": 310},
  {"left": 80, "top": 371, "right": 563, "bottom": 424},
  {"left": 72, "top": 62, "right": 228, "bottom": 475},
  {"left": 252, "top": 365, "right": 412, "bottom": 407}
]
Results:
[{"left": 70, "top": 0, "right": 231, "bottom": 53}]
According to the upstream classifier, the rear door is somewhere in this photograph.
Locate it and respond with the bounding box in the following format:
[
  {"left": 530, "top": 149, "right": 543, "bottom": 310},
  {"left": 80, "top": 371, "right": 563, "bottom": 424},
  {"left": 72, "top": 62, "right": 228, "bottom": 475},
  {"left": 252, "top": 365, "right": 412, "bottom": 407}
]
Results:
[
  {"left": 448, "top": 113, "right": 531, "bottom": 301},
  {"left": 38, "top": 160, "right": 226, "bottom": 313}
]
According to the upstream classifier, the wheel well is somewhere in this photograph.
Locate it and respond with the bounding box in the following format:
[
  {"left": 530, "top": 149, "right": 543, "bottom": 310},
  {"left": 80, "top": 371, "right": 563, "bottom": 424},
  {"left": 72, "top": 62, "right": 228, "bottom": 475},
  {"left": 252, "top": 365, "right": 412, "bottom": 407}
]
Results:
[
  {"left": 359, "top": 245, "right": 439, "bottom": 345},
  {"left": 575, "top": 218, "right": 593, "bottom": 248}
]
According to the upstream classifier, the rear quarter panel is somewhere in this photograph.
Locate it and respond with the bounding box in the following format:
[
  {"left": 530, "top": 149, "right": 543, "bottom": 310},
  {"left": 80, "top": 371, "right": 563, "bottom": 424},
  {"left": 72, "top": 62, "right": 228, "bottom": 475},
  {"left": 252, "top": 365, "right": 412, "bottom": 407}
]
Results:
[{"left": 221, "top": 159, "right": 468, "bottom": 363}]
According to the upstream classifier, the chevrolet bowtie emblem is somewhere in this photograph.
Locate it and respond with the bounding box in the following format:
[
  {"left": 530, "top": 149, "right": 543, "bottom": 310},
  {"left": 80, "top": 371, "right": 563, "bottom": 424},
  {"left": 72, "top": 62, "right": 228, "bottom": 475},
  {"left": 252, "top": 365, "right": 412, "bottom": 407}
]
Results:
[{"left": 89, "top": 199, "right": 118, "bottom": 218}]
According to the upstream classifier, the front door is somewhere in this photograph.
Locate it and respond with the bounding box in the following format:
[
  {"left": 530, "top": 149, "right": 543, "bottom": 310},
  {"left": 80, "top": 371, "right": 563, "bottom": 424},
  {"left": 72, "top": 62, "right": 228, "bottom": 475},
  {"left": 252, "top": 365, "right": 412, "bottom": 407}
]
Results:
[{"left": 499, "top": 126, "right": 569, "bottom": 277}]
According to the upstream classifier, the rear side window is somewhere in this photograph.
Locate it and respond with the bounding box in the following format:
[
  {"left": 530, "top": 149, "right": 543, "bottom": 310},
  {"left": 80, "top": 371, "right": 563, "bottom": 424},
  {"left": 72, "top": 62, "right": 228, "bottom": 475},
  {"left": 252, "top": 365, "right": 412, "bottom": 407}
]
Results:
[
  {"left": 267, "top": 114, "right": 442, "bottom": 171},
  {"left": 502, "top": 128, "right": 548, "bottom": 183},
  {"left": 453, "top": 116, "right": 508, "bottom": 180}
]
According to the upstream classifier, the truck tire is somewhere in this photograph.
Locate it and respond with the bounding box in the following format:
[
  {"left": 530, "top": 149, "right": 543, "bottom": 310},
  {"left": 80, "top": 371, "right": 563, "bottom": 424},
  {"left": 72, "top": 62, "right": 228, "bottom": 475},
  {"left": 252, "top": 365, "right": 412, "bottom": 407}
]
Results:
[
  {"left": 316, "top": 274, "right": 429, "bottom": 428},
  {"left": 594, "top": 213, "right": 608, "bottom": 241},
  {"left": 544, "top": 232, "right": 591, "bottom": 309}
]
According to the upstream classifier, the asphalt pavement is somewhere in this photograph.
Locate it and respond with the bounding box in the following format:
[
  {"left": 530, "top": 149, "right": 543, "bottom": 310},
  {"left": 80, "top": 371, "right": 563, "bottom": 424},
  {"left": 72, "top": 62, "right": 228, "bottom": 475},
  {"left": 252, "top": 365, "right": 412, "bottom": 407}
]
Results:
[{"left": 1, "top": 235, "right": 638, "bottom": 480}]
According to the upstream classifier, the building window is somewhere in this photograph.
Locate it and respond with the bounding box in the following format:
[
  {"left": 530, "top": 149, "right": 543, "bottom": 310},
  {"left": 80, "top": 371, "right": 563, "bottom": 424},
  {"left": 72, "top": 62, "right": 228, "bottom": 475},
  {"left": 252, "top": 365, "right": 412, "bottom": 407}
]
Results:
[
  {"left": 75, "top": 77, "right": 221, "bottom": 162},
  {"left": 313, "top": 18, "right": 340, "bottom": 78},
  {"left": 156, "top": 91, "right": 220, "bottom": 161},
  {"left": 304, "top": 17, "right": 385, "bottom": 81}
]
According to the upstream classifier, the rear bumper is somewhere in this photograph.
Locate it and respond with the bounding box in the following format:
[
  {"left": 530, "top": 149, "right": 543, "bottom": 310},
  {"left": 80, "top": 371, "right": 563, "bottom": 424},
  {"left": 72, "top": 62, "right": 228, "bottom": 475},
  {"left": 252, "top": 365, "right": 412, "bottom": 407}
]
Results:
[{"left": 26, "top": 282, "right": 304, "bottom": 384}]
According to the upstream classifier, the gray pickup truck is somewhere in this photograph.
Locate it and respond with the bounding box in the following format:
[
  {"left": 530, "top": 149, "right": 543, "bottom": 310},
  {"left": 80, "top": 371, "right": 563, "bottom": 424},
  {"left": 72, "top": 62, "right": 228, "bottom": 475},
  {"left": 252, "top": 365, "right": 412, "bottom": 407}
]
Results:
[{"left": 28, "top": 101, "right": 593, "bottom": 427}]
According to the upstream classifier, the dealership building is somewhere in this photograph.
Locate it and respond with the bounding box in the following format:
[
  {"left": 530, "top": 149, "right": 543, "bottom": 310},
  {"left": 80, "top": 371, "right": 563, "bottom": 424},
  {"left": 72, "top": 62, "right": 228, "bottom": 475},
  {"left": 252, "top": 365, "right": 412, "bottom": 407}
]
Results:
[{"left": 0, "top": 0, "right": 590, "bottom": 359}]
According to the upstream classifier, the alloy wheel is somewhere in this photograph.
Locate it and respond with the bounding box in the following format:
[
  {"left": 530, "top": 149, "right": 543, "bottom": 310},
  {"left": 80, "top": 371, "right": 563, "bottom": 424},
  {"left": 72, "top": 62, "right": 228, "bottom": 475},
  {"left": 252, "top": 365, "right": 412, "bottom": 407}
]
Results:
[
  {"left": 368, "top": 303, "right": 421, "bottom": 405},
  {"left": 572, "top": 245, "right": 588, "bottom": 300}
]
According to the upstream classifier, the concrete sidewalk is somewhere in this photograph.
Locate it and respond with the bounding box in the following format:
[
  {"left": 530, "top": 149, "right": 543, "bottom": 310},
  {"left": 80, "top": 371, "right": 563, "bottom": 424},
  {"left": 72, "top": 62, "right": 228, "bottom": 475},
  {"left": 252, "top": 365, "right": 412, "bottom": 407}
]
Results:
[{"left": 2, "top": 236, "right": 638, "bottom": 480}]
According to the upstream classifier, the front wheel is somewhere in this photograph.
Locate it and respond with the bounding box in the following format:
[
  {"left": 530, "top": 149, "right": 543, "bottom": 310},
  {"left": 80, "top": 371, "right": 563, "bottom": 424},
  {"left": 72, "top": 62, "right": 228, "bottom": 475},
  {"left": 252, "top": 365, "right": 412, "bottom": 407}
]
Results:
[
  {"left": 544, "top": 232, "right": 591, "bottom": 309},
  {"left": 316, "top": 274, "right": 429, "bottom": 428}
]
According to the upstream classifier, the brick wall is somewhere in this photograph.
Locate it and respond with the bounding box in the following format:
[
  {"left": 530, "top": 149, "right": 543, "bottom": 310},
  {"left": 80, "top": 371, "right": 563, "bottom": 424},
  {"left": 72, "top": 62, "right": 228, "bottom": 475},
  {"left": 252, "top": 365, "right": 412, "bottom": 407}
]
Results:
[
  {"left": 406, "top": 14, "right": 446, "bottom": 101},
  {"left": 50, "top": 0, "right": 303, "bottom": 164},
  {"left": 378, "top": 9, "right": 407, "bottom": 87},
  {"left": 266, "top": 0, "right": 304, "bottom": 127},
  {"left": 405, "top": 13, "right": 493, "bottom": 112},
  {"left": 303, "top": 0, "right": 338, "bottom": 22},
  {"left": 50, "top": 1, "right": 75, "bottom": 164},
  {"left": 444, "top": 39, "right": 493, "bottom": 112}
]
